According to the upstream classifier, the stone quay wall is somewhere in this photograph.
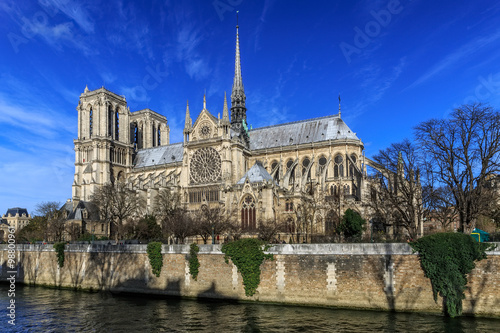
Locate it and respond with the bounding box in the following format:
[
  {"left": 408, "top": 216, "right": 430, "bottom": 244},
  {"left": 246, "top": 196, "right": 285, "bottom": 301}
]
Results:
[{"left": 1, "top": 243, "right": 499, "bottom": 317}]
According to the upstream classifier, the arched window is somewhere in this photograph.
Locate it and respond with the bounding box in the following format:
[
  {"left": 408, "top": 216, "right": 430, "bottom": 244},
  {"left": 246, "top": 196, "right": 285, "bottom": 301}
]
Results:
[
  {"left": 89, "top": 107, "right": 93, "bottom": 137},
  {"left": 108, "top": 106, "right": 113, "bottom": 137},
  {"left": 152, "top": 124, "right": 156, "bottom": 147},
  {"left": 334, "top": 154, "right": 344, "bottom": 178},
  {"left": 302, "top": 157, "right": 311, "bottom": 181},
  {"left": 241, "top": 195, "right": 256, "bottom": 231},
  {"left": 115, "top": 109, "right": 119, "bottom": 140},
  {"left": 318, "top": 156, "right": 327, "bottom": 177},
  {"left": 158, "top": 127, "right": 161, "bottom": 146},
  {"left": 344, "top": 185, "right": 350, "bottom": 195},
  {"left": 131, "top": 122, "right": 138, "bottom": 145}
]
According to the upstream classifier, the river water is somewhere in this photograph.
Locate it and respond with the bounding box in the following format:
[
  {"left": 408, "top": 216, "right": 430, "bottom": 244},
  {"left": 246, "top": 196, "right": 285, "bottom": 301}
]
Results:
[{"left": 1, "top": 284, "right": 499, "bottom": 332}]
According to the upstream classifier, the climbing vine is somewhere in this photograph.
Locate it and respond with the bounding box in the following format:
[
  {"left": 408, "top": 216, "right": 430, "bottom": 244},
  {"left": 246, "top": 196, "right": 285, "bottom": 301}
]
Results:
[
  {"left": 410, "top": 232, "right": 495, "bottom": 317},
  {"left": 53, "top": 242, "right": 65, "bottom": 268},
  {"left": 221, "top": 238, "right": 273, "bottom": 297},
  {"left": 189, "top": 243, "right": 200, "bottom": 280},
  {"left": 147, "top": 242, "right": 163, "bottom": 277}
]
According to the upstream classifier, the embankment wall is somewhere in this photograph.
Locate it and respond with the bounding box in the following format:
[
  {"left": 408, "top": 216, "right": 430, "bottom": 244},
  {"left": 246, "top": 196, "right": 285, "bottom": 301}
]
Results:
[{"left": 1, "top": 243, "right": 499, "bottom": 316}]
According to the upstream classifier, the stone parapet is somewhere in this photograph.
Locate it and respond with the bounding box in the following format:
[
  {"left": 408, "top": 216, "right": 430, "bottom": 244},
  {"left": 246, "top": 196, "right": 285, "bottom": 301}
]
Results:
[{"left": 1, "top": 243, "right": 499, "bottom": 317}]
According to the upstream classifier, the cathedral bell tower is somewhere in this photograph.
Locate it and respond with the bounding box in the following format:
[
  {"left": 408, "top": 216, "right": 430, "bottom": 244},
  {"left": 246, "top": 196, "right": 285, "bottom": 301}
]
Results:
[
  {"left": 230, "top": 19, "right": 249, "bottom": 145},
  {"left": 72, "top": 86, "right": 132, "bottom": 202}
]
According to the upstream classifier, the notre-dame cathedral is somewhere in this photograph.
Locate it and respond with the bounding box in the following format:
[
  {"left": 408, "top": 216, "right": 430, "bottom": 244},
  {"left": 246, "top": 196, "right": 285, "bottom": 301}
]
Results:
[{"left": 71, "top": 24, "right": 384, "bottom": 239}]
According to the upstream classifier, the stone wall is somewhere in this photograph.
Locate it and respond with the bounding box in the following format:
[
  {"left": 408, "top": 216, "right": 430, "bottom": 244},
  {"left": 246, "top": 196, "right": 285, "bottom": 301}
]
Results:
[{"left": 1, "top": 243, "right": 499, "bottom": 317}]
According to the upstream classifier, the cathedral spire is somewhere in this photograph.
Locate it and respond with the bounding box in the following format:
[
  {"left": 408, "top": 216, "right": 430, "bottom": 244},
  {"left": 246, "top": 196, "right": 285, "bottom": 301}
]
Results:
[
  {"left": 203, "top": 93, "right": 207, "bottom": 110},
  {"left": 230, "top": 12, "right": 248, "bottom": 144}
]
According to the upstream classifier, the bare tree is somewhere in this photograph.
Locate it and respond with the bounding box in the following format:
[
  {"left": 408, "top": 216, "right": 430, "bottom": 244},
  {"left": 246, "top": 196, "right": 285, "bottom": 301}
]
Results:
[
  {"left": 91, "top": 182, "right": 144, "bottom": 241},
  {"left": 427, "top": 186, "right": 458, "bottom": 231},
  {"left": 35, "top": 201, "right": 66, "bottom": 241},
  {"left": 257, "top": 218, "right": 283, "bottom": 243},
  {"left": 153, "top": 188, "right": 195, "bottom": 243},
  {"left": 193, "top": 205, "right": 232, "bottom": 244},
  {"left": 371, "top": 139, "right": 424, "bottom": 240},
  {"left": 415, "top": 103, "right": 500, "bottom": 233}
]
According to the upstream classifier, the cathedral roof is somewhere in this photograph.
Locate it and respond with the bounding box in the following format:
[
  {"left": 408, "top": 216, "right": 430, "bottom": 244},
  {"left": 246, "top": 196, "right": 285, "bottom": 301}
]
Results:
[
  {"left": 133, "top": 142, "right": 184, "bottom": 168},
  {"left": 67, "top": 201, "right": 100, "bottom": 221},
  {"left": 248, "top": 114, "right": 359, "bottom": 150},
  {"left": 237, "top": 162, "right": 274, "bottom": 184}
]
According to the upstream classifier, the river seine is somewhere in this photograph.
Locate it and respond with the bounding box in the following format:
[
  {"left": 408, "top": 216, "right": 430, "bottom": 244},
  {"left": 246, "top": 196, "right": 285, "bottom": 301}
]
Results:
[{"left": 1, "top": 284, "right": 499, "bottom": 332}]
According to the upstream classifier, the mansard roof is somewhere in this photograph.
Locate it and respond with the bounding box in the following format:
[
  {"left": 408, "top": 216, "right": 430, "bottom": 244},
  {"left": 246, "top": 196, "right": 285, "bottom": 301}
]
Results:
[
  {"left": 133, "top": 142, "right": 184, "bottom": 168},
  {"left": 248, "top": 114, "right": 360, "bottom": 151},
  {"left": 5, "top": 207, "right": 29, "bottom": 217},
  {"left": 237, "top": 162, "right": 274, "bottom": 184}
]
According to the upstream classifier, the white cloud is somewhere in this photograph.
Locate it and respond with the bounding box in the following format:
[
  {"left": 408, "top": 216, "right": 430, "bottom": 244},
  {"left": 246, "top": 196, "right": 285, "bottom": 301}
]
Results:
[
  {"left": 40, "top": 0, "right": 95, "bottom": 34},
  {"left": 408, "top": 30, "right": 500, "bottom": 89}
]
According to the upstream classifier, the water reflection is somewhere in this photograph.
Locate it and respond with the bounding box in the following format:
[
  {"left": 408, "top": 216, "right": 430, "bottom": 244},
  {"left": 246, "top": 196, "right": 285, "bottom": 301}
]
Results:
[{"left": 0, "top": 284, "right": 498, "bottom": 332}]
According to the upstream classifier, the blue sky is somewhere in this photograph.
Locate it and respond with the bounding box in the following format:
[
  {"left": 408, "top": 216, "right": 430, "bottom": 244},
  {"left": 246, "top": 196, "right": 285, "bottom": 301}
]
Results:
[{"left": 1, "top": 0, "right": 500, "bottom": 215}]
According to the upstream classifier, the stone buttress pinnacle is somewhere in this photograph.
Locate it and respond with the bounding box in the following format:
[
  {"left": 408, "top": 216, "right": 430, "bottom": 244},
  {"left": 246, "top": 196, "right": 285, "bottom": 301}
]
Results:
[
  {"left": 184, "top": 100, "right": 191, "bottom": 130},
  {"left": 222, "top": 92, "right": 229, "bottom": 123}
]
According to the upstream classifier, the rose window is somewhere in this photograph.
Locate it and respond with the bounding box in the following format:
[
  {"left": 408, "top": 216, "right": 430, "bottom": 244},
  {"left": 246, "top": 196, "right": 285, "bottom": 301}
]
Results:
[{"left": 190, "top": 147, "right": 222, "bottom": 184}]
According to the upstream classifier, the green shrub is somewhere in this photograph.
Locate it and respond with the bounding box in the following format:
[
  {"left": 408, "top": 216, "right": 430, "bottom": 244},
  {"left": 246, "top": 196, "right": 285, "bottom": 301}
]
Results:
[
  {"left": 410, "top": 233, "right": 495, "bottom": 317},
  {"left": 221, "top": 238, "right": 273, "bottom": 296},
  {"left": 53, "top": 242, "right": 65, "bottom": 268},
  {"left": 338, "top": 209, "right": 366, "bottom": 240},
  {"left": 147, "top": 242, "right": 163, "bottom": 277},
  {"left": 189, "top": 243, "right": 200, "bottom": 280}
]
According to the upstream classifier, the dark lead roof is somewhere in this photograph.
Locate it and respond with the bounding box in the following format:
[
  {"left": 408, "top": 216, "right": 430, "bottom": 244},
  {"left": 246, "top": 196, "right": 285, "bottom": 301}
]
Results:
[
  {"left": 237, "top": 162, "right": 275, "bottom": 184},
  {"left": 248, "top": 114, "right": 359, "bottom": 150},
  {"left": 133, "top": 142, "right": 184, "bottom": 168},
  {"left": 67, "top": 201, "right": 100, "bottom": 221},
  {"left": 5, "top": 207, "right": 29, "bottom": 217}
]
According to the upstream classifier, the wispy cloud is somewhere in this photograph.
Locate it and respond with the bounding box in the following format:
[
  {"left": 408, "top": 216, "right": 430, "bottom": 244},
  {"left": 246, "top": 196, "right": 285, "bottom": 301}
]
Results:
[
  {"left": 408, "top": 30, "right": 500, "bottom": 89},
  {"left": 347, "top": 57, "right": 406, "bottom": 121},
  {"left": 0, "top": 94, "right": 73, "bottom": 139},
  {"left": 40, "top": 0, "right": 95, "bottom": 34},
  {"left": 175, "top": 24, "right": 211, "bottom": 80}
]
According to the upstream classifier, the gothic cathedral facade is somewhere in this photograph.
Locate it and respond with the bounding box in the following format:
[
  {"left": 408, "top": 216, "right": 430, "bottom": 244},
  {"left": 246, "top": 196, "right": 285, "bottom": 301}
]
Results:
[{"left": 72, "top": 24, "right": 375, "bottom": 237}]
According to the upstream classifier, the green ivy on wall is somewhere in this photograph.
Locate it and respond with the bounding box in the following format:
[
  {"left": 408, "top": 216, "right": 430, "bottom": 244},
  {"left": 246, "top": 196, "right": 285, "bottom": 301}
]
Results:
[
  {"left": 221, "top": 238, "right": 273, "bottom": 297},
  {"left": 147, "top": 242, "right": 163, "bottom": 277},
  {"left": 53, "top": 242, "right": 65, "bottom": 268},
  {"left": 410, "top": 232, "right": 495, "bottom": 317},
  {"left": 189, "top": 243, "right": 200, "bottom": 280}
]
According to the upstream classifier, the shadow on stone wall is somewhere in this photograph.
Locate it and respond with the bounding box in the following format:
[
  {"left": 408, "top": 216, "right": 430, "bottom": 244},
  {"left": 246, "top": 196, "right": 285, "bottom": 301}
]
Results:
[
  {"left": 362, "top": 243, "right": 424, "bottom": 313},
  {"left": 85, "top": 246, "right": 136, "bottom": 290}
]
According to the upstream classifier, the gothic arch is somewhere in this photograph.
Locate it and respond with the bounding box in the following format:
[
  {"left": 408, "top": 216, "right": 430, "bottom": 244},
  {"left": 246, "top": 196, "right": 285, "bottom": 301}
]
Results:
[
  {"left": 115, "top": 106, "right": 120, "bottom": 140},
  {"left": 241, "top": 194, "right": 256, "bottom": 231},
  {"left": 334, "top": 154, "right": 344, "bottom": 178}
]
